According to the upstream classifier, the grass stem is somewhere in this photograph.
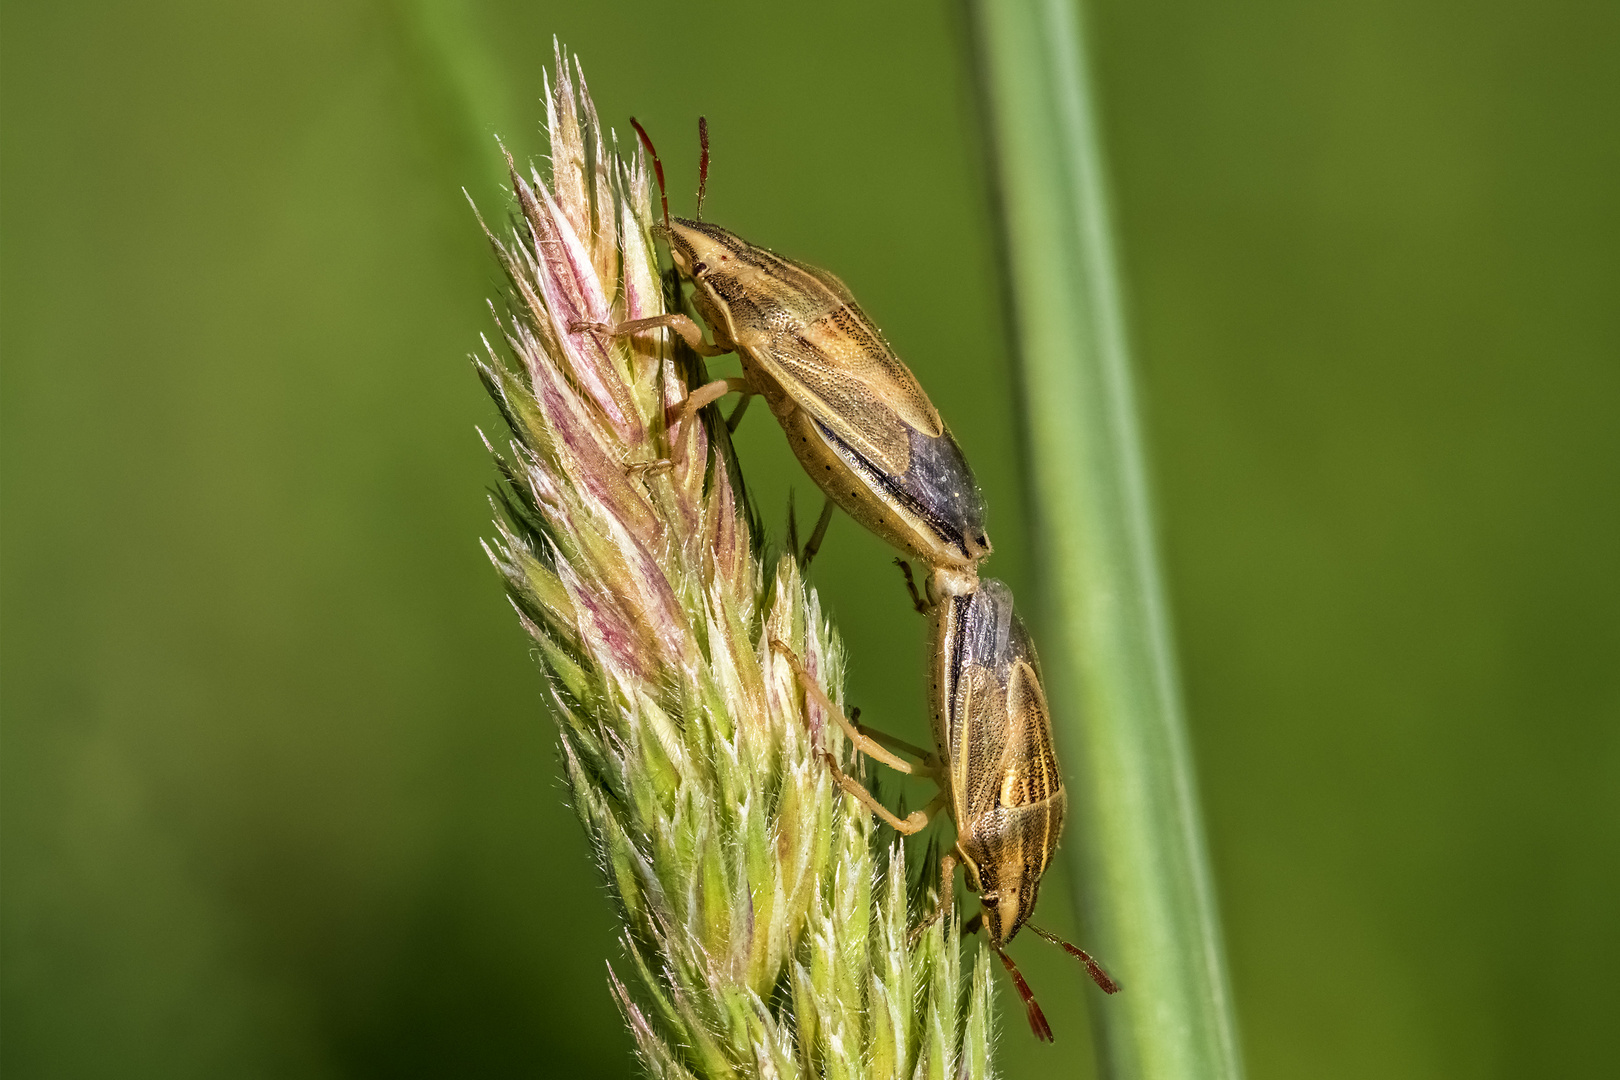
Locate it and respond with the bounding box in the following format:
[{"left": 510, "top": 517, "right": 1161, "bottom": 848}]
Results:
[{"left": 967, "top": 2, "right": 1246, "bottom": 1076}]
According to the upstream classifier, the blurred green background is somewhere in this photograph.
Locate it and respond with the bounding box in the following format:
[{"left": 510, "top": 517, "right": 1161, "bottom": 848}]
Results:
[{"left": 3, "top": 1, "right": 1615, "bottom": 1077}]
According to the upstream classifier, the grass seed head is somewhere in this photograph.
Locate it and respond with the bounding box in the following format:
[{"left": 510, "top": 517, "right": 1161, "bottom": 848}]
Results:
[{"left": 474, "top": 42, "right": 995, "bottom": 1079}]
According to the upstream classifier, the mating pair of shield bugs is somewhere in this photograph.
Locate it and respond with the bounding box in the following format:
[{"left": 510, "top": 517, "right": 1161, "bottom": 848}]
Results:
[{"left": 576, "top": 119, "right": 1119, "bottom": 1041}]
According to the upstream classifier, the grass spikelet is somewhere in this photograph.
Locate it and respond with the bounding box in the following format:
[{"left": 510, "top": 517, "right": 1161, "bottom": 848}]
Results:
[{"left": 472, "top": 45, "right": 995, "bottom": 1079}]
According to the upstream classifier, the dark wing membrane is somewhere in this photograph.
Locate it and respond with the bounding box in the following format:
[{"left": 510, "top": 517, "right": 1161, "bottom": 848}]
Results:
[
  {"left": 940, "top": 585, "right": 1008, "bottom": 771},
  {"left": 952, "top": 581, "right": 1015, "bottom": 820},
  {"left": 960, "top": 581, "right": 1016, "bottom": 674},
  {"left": 811, "top": 418, "right": 988, "bottom": 562},
  {"left": 894, "top": 423, "right": 988, "bottom": 555}
]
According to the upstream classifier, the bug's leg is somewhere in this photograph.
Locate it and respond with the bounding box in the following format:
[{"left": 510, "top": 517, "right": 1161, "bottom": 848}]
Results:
[
  {"left": 724, "top": 392, "right": 753, "bottom": 432},
  {"left": 907, "top": 849, "right": 960, "bottom": 947},
  {"left": 571, "top": 313, "right": 729, "bottom": 357},
  {"left": 817, "top": 750, "right": 939, "bottom": 835},
  {"left": 769, "top": 637, "right": 930, "bottom": 776},
  {"left": 961, "top": 912, "right": 984, "bottom": 938},
  {"left": 800, "top": 499, "right": 835, "bottom": 567},
  {"left": 675, "top": 377, "right": 747, "bottom": 423},
  {"left": 669, "top": 377, "right": 750, "bottom": 450},
  {"left": 852, "top": 716, "right": 941, "bottom": 773},
  {"left": 894, "top": 559, "right": 929, "bottom": 614}
]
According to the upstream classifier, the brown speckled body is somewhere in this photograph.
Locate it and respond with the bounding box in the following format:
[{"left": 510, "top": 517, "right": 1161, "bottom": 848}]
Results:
[
  {"left": 661, "top": 203, "right": 1116, "bottom": 1036},
  {"left": 929, "top": 579, "right": 1063, "bottom": 947},
  {"left": 663, "top": 219, "right": 990, "bottom": 590}
]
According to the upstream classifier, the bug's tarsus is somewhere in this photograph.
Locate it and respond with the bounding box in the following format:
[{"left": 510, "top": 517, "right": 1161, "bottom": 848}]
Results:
[
  {"left": 996, "top": 948, "right": 1054, "bottom": 1042},
  {"left": 629, "top": 117, "right": 670, "bottom": 228},
  {"left": 1028, "top": 923, "right": 1122, "bottom": 994},
  {"left": 696, "top": 116, "right": 711, "bottom": 221},
  {"left": 894, "top": 559, "right": 928, "bottom": 614},
  {"left": 961, "top": 911, "right": 984, "bottom": 937},
  {"left": 817, "top": 749, "right": 936, "bottom": 835}
]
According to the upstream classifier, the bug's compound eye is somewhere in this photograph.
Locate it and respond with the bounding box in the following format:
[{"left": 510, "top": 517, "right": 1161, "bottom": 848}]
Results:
[{"left": 692, "top": 260, "right": 709, "bottom": 276}]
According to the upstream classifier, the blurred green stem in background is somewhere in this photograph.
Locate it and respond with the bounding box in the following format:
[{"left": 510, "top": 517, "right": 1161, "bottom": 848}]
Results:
[{"left": 967, "top": 2, "right": 1246, "bottom": 1078}]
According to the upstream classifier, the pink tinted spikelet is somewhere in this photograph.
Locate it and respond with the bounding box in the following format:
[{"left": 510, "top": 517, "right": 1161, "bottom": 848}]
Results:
[{"left": 471, "top": 45, "right": 995, "bottom": 1080}]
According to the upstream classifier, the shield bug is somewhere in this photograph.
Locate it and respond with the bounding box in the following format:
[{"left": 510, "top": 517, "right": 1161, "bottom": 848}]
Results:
[
  {"left": 575, "top": 119, "right": 990, "bottom": 595},
  {"left": 771, "top": 575, "right": 1120, "bottom": 1042}
]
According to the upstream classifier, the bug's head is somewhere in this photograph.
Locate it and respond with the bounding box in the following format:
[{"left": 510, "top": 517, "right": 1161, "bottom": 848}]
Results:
[
  {"left": 664, "top": 219, "right": 744, "bottom": 283},
  {"left": 663, "top": 218, "right": 756, "bottom": 336},
  {"left": 977, "top": 869, "right": 1043, "bottom": 948}
]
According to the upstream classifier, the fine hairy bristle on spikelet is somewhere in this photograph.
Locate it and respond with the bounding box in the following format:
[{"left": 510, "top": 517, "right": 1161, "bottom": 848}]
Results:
[{"left": 470, "top": 43, "right": 995, "bottom": 1080}]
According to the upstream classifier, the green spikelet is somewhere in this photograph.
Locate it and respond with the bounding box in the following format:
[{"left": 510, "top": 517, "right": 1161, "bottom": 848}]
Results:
[{"left": 471, "top": 43, "right": 995, "bottom": 1079}]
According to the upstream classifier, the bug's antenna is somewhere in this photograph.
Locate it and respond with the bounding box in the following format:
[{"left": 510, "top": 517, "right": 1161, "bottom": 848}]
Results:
[
  {"left": 696, "top": 116, "right": 711, "bottom": 221},
  {"left": 995, "top": 949, "right": 1054, "bottom": 1042},
  {"left": 1028, "top": 923, "right": 1122, "bottom": 994},
  {"left": 630, "top": 117, "right": 670, "bottom": 228}
]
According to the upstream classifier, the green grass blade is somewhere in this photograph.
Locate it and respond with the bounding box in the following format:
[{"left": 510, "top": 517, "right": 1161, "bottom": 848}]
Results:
[{"left": 967, "top": 2, "right": 1245, "bottom": 1077}]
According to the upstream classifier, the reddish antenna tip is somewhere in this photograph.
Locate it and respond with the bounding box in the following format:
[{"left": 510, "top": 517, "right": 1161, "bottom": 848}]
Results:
[
  {"left": 629, "top": 117, "right": 670, "bottom": 228},
  {"left": 996, "top": 949, "right": 1055, "bottom": 1043},
  {"left": 696, "top": 116, "right": 711, "bottom": 221},
  {"left": 1028, "top": 924, "right": 1122, "bottom": 994}
]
